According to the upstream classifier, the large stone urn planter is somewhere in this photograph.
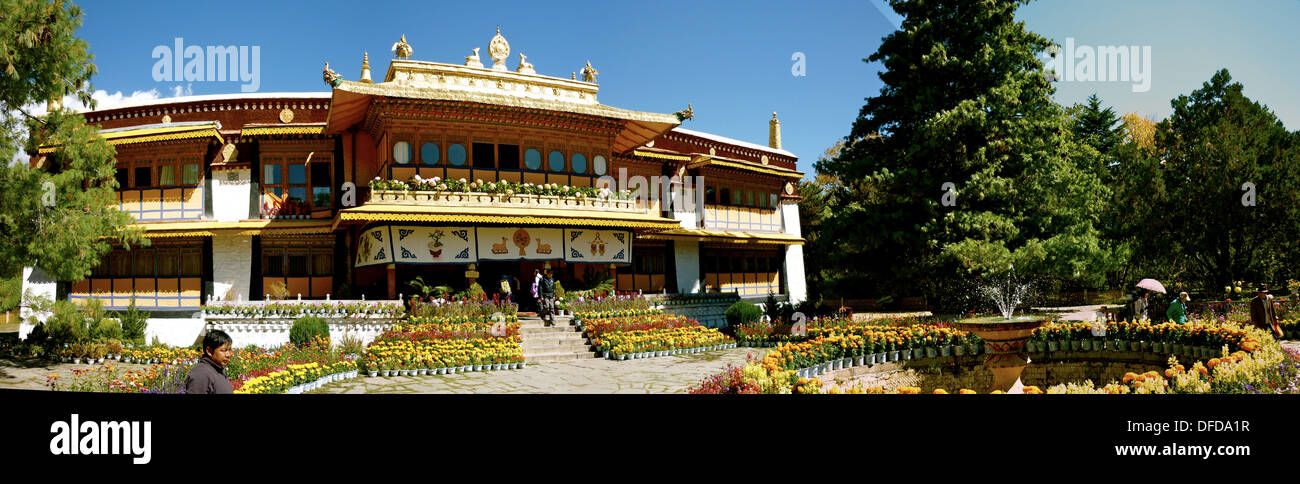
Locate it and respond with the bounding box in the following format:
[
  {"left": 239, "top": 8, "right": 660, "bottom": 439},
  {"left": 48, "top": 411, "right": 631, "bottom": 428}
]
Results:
[{"left": 952, "top": 317, "right": 1050, "bottom": 393}]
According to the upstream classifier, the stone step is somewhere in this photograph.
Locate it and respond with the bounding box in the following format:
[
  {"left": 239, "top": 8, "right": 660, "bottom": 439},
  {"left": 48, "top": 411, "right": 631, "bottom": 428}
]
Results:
[
  {"left": 519, "top": 326, "right": 581, "bottom": 335},
  {"left": 524, "top": 351, "right": 598, "bottom": 363},
  {"left": 522, "top": 345, "right": 591, "bottom": 356},
  {"left": 522, "top": 340, "right": 590, "bottom": 351}
]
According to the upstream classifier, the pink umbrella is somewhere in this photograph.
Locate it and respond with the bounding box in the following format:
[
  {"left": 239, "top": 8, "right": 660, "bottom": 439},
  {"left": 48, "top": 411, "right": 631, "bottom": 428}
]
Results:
[{"left": 1136, "top": 279, "right": 1167, "bottom": 294}]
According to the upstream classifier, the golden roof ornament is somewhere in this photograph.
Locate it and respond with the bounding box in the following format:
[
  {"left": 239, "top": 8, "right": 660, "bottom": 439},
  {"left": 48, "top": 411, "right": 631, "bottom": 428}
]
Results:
[
  {"left": 516, "top": 52, "right": 535, "bottom": 75},
  {"left": 673, "top": 103, "right": 694, "bottom": 122},
  {"left": 322, "top": 62, "right": 342, "bottom": 87},
  {"left": 359, "top": 52, "right": 373, "bottom": 83},
  {"left": 391, "top": 34, "right": 413, "bottom": 60},
  {"left": 769, "top": 111, "right": 782, "bottom": 150},
  {"left": 465, "top": 47, "right": 484, "bottom": 68},
  {"left": 489, "top": 26, "right": 510, "bottom": 71},
  {"left": 581, "top": 60, "right": 599, "bottom": 83}
]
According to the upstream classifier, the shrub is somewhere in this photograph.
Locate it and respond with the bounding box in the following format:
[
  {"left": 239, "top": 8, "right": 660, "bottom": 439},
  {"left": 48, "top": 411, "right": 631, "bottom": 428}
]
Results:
[
  {"left": 466, "top": 282, "right": 486, "bottom": 301},
  {"left": 289, "top": 316, "right": 329, "bottom": 347},
  {"left": 116, "top": 299, "right": 148, "bottom": 345},
  {"left": 92, "top": 319, "right": 123, "bottom": 340},
  {"left": 726, "top": 300, "right": 763, "bottom": 326}
]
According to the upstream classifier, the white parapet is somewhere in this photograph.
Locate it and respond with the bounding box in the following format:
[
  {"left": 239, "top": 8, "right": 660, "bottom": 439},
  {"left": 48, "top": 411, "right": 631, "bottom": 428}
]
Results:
[
  {"left": 211, "top": 235, "right": 252, "bottom": 301},
  {"left": 780, "top": 201, "right": 807, "bottom": 305},
  {"left": 673, "top": 239, "right": 701, "bottom": 294},
  {"left": 145, "top": 318, "right": 209, "bottom": 347}
]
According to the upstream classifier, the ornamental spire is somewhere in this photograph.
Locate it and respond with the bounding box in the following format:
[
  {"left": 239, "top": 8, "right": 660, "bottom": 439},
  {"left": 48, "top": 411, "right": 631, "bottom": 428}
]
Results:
[{"left": 359, "top": 52, "right": 373, "bottom": 83}]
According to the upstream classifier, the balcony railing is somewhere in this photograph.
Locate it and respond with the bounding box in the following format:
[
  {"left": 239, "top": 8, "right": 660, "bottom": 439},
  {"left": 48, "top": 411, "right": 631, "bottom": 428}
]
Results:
[
  {"left": 117, "top": 186, "right": 203, "bottom": 222},
  {"left": 702, "top": 204, "right": 781, "bottom": 232}
]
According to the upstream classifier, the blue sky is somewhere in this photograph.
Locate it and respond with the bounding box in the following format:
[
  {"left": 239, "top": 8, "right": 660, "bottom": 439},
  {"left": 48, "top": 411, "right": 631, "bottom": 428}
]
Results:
[{"left": 69, "top": 0, "right": 1300, "bottom": 177}]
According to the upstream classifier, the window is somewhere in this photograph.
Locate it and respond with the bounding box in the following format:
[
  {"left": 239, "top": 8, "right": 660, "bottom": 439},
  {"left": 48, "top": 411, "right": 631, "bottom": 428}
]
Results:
[
  {"left": 287, "top": 163, "right": 307, "bottom": 205},
  {"left": 287, "top": 248, "right": 309, "bottom": 277},
  {"left": 705, "top": 186, "right": 717, "bottom": 204},
  {"left": 472, "top": 143, "right": 494, "bottom": 169},
  {"left": 311, "top": 249, "right": 333, "bottom": 276},
  {"left": 263, "top": 164, "right": 282, "bottom": 196},
  {"left": 548, "top": 150, "right": 565, "bottom": 171},
  {"left": 157, "top": 248, "right": 179, "bottom": 277},
  {"left": 114, "top": 168, "right": 129, "bottom": 189},
  {"left": 263, "top": 249, "right": 284, "bottom": 277},
  {"left": 132, "top": 249, "right": 155, "bottom": 277},
  {"left": 524, "top": 148, "right": 542, "bottom": 170},
  {"left": 392, "top": 141, "right": 412, "bottom": 164},
  {"left": 181, "top": 248, "right": 202, "bottom": 276},
  {"left": 181, "top": 163, "right": 200, "bottom": 185},
  {"left": 498, "top": 144, "right": 519, "bottom": 170},
  {"left": 730, "top": 188, "right": 742, "bottom": 205},
  {"left": 571, "top": 153, "right": 587, "bottom": 174},
  {"left": 310, "top": 161, "right": 331, "bottom": 208},
  {"left": 158, "top": 164, "right": 176, "bottom": 186},
  {"left": 592, "top": 155, "right": 607, "bottom": 176},
  {"left": 134, "top": 166, "right": 151, "bottom": 188},
  {"left": 420, "top": 142, "right": 440, "bottom": 165},
  {"left": 448, "top": 144, "right": 467, "bottom": 166}
]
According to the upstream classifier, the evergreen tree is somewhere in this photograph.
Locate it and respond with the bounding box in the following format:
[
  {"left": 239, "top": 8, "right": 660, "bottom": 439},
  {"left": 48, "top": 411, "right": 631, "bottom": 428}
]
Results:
[
  {"left": 1069, "top": 93, "right": 1125, "bottom": 183},
  {"left": 0, "top": 0, "right": 144, "bottom": 281},
  {"left": 816, "top": 0, "right": 1110, "bottom": 305}
]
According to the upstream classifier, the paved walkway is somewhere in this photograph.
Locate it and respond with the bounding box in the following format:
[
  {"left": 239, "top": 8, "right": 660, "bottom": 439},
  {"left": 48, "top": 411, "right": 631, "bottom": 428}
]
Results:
[
  {"left": 314, "top": 347, "right": 759, "bottom": 394},
  {"left": 1032, "top": 304, "right": 1108, "bottom": 321}
]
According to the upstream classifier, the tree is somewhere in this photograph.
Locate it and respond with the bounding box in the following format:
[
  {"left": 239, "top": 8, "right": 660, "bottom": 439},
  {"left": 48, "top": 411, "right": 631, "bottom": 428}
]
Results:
[
  {"left": 0, "top": 0, "right": 143, "bottom": 282},
  {"left": 1068, "top": 94, "right": 1125, "bottom": 183},
  {"left": 816, "top": 0, "right": 1110, "bottom": 307},
  {"left": 797, "top": 141, "right": 846, "bottom": 305},
  {"left": 1144, "top": 69, "right": 1300, "bottom": 293}
]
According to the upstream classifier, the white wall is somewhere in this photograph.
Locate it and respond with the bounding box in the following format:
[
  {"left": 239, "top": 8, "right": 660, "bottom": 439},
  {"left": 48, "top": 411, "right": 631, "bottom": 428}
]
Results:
[
  {"left": 145, "top": 318, "right": 208, "bottom": 347},
  {"left": 780, "top": 201, "right": 808, "bottom": 304},
  {"left": 212, "top": 168, "right": 251, "bottom": 222},
  {"left": 673, "top": 240, "right": 701, "bottom": 294},
  {"left": 17, "top": 266, "right": 57, "bottom": 339},
  {"left": 212, "top": 235, "right": 252, "bottom": 302}
]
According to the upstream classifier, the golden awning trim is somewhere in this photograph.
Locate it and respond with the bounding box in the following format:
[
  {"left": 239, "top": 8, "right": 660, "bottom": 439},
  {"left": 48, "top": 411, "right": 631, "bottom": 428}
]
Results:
[
  {"left": 39, "top": 124, "right": 224, "bottom": 154},
  {"left": 631, "top": 149, "right": 692, "bottom": 162},
  {"left": 687, "top": 155, "right": 804, "bottom": 179},
  {"left": 335, "top": 203, "right": 681, "bottom": 231},
  {"left": 639, "top": 228, "right": 804, "bottom": 245},
  {"left": 240, "top": 124, "right": 327, "bottom": 137},
  {"left": 133, "top": 220, "right": 334, "bottom": 236}
]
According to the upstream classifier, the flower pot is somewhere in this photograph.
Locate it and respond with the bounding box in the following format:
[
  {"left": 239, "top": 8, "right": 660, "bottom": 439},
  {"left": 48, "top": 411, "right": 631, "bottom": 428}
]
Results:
[
  {"left": 902, "top": 350, "right": 913, "bottom": 361},
  {"left": 446, "top": 367, "right": 456, "bottom": 374},
  {"left": 520, "top": 362, "right": 527, "bottom": 368},
  {"left": 940, "top": 345, "right": 953, "bottom": 357},
  {"left": 1115, "top": 341, "right": 1128, "bottom": 351},
  {"left": 926, "top": 347, "right": 938, "bottom": 358},
  {"left": 368, "top": 371, "right": 378, "bottom": 377},
  {"left": 1047, "top": 341, "right": 1059, "bottom": 352},
  {"left": 954, "top": 345, "right": 966, "bottom": 356},
  {"left": 1140, "top": 341, "right": 1150, "bottom": 352},
  {"left": 857, "top": 355, "right": 866, "bottom": 366},
  {"left": 618, "top": 354, "right": 627, "bottom": 361},
  {"left": 1080, "top": 340, "right": 1092, "bottom": 351},
  {"left": 889, "top": 351, "right": 900, "bottom": 362},
  {"left": 1070, "top": 340, "right": 1081, "bottom": 352}
]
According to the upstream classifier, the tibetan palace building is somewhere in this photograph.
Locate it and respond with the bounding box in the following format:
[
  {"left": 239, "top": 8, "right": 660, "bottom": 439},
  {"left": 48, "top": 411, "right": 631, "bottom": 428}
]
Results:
[{"left": 22, "top": 30, "right": 806, "bottom": 343}]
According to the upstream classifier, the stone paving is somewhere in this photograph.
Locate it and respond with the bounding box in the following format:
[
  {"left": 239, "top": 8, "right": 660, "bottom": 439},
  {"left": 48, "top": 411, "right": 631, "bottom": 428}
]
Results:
[{"left": 313, "top": 347, "right": 759, "bottom": 394}]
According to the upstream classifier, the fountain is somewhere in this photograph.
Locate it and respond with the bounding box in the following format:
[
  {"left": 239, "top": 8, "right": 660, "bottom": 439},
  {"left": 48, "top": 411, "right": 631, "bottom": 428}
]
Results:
[{"left": 952, "top": 268, "right": 1049, "bottom": 393}]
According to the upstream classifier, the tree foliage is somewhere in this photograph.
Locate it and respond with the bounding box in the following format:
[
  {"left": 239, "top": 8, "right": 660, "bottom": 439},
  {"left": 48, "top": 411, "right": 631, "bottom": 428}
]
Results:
[
  {"left": 0, "top": 0, "right": 144, "bottom": 282},
  {"left": 816, "top": 0, "right": 1110, "bottom": 305}
]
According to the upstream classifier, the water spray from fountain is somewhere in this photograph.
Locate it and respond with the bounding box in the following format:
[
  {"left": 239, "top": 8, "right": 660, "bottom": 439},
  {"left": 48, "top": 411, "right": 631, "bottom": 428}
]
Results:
[{"left": 977, "top": 265, "right": 1034, "bottom": 320}]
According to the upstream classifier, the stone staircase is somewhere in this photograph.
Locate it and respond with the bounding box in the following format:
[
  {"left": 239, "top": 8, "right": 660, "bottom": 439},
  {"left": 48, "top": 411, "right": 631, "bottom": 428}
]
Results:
[{"left": 519, "top": 315, "right": 595, "bottom": 364}]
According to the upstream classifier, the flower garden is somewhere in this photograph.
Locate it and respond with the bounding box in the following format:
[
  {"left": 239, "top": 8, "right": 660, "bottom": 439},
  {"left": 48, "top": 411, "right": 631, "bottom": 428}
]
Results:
[
  {"left": 690, "top": 316, "right": 1300, "bottom": 395},
  {"left": 578, "top": 312, "right": 736, "bottom": 360}
]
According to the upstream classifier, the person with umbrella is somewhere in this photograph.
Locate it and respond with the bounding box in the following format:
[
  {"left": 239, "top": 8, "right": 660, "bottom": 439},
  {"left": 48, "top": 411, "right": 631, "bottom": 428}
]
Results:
[
  {"left": 1133, "top": 279, "right": 1165, "bottom": 322},
  {"left": 1250, "top": 285, "right": 1284, "bottom": 339}
]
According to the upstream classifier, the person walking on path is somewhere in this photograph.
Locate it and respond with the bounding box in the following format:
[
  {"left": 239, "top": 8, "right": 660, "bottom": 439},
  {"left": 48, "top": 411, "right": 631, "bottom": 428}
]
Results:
[
  {"left": 539, "top": 271, "right": 557, "bottom": 326},
  {"left": 499, "top": 274, "right": 513, "bottom": 304},
  {"left": 1132, "top": 290, "right": 1150, "bottom": 322},
  {"left": 185, "top": 330, "right": 234, "bottom": 394},
  {"left": 1250, "top": 285, "right": 1285, "bottom": 339},
  {"left": 1166, "top": 292, "right": 1190, "bottom": 324}
]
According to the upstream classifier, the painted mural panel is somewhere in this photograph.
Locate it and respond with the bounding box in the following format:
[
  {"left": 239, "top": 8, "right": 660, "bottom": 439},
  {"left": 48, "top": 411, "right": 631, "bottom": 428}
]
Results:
[
  {"left": 476, "top": 227, "right": 564, "bottom": 261},
  {"left": 565, "top": 229, "right": 630, "bottom": 264}
]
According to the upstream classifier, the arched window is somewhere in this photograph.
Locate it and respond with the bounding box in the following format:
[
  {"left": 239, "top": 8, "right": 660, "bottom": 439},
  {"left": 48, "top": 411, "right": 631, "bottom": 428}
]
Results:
[
  {"left": 548, "top": 150, "right": 565, "bottom": 171},
  {"left": 392, "top": 141, "right": 412, "bottom": 164},
  {"left": 592, "top": 155, "right": 607, "bottom": 176},
  {"left": 524, "top": 148, "right": 542, "bottom": 170},
  {"left": 571, "top": 153, "right": 587, "bottom": 174},
  {"left": 448, "top": 144, "right": 467, "bottom": 166},
  {"left": 420, "top": 142, "right": 440, "bottom": 164}
]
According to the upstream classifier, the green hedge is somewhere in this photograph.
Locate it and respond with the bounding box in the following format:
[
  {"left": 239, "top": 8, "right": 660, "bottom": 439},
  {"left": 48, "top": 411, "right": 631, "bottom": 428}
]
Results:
[
  {"left": 726, "top": 300, "right": 763, "bottom": 326},
  {"left": 290, "top": 316, "right": 330, "bottom": 347}
]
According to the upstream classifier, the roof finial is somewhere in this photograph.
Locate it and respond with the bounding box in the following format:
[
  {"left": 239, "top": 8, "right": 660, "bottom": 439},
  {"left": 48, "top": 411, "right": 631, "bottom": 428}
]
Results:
[
  {"left": 581, "top": 60, "right": 599, "bottom": 83},
  {"left": 359, "top": 52, "right": 373, "bottom": 83},
  {"left": 392, "top": 34, "right": 413, "bottom": 59},
  {"left": 769, "top": 112, "right": 782, "bottom": 150},
  {"left": 489, "top": 27, "right": 510, "bottom": 71}
]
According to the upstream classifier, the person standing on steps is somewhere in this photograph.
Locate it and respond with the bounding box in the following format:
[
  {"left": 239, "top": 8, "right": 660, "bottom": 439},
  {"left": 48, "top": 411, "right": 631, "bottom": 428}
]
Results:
[
  {"left": 531, "top": 269, "right": 541, "bottom": 313},
  {"left": 539, "top": 271, "right": 557, "bottom": 326}
]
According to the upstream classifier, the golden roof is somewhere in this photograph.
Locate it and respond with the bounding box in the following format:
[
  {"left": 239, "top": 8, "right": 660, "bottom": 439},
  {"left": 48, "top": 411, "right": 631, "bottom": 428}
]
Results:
[
  {"left": 134, "top": 220, "right": 334, "bottom": 238},
  {"left": 39, "top": 122, "right": 224, "bottom": 154},
  {"left": 687, "top": 154, "right": 804, "bottom": 179}
]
